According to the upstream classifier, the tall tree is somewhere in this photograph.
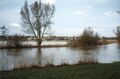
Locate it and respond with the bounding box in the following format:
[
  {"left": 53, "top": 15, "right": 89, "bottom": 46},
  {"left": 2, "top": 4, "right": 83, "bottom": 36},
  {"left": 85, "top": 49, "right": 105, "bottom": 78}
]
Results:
[{"left": 20, "top": 1, "right": 55, "bottom": 46}]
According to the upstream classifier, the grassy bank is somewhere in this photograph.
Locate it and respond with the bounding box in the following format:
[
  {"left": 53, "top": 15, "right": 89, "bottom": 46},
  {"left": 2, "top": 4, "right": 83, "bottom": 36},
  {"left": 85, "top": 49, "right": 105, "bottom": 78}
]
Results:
[{"left": 0, "top": 62, "right": 120, "bottom": 79}]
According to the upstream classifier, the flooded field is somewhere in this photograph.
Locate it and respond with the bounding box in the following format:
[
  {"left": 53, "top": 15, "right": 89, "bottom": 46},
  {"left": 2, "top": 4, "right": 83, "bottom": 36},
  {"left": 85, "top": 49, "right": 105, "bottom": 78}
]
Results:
[{"left": 0, "top": 43, "right": 120, "bottom": 70}]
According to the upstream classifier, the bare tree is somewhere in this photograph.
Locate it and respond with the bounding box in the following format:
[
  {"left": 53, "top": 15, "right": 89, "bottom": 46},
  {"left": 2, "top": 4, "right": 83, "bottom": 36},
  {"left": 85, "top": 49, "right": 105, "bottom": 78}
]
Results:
[
  {"left": 115, "top": 11, "right": 120, "bottom": 43},
  {"left": 114, "top": 26, "right": 120, "bottom": 43},
  {"left": 0, "top": 25, "right": 8, "bottom": 47},
  {"left": 20, "top": 1, "right": 55, "bottom": 47}
]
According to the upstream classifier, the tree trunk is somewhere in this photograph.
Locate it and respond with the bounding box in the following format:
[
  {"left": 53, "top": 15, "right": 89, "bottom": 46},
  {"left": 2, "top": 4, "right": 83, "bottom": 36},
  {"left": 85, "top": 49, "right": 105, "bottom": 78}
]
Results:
[{"left": 37, "top": 39, "right": 42, "bottom": 47}]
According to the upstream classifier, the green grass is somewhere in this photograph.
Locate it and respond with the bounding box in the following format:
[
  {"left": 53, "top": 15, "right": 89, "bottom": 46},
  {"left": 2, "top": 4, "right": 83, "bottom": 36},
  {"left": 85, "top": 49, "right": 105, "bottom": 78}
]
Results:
[{"left": 0, "top": 62, "right": 120, "bottom": 79}]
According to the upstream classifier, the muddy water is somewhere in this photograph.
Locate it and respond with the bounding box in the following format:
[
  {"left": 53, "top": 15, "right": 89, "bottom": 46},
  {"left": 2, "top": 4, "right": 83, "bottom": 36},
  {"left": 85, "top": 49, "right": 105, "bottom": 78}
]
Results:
[{"left": 0, "top": 43, "right": 120, "bottom": 70}]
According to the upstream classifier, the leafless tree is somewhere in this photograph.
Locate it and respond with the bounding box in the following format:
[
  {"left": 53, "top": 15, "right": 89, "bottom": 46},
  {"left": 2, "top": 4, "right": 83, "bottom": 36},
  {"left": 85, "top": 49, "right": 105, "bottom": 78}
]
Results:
[
  {"left": 0, "top": 25, "right": 8, "bottom": 47},
  {"left": 115, "top": 11, "right": 120, "bottom": 43},
  {"left": 20, "top": 1, "right": 55, "bottom": 47},
  {"left": 114, "top": 26, "right": 120, "bottom": 43}
]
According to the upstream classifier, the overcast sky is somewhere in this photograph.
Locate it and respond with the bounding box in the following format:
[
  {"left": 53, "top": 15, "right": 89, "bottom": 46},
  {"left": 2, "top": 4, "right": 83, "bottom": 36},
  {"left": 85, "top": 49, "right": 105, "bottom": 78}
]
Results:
[{"left": 0, "top": 0, "right": 120, "bottom": 37}]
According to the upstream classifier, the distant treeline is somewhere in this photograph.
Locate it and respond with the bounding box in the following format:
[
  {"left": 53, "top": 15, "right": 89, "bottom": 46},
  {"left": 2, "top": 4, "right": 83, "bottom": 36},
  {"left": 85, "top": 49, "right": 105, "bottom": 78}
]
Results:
[{"left": 0, "top": 35, "right": 117, "bottom": 41}]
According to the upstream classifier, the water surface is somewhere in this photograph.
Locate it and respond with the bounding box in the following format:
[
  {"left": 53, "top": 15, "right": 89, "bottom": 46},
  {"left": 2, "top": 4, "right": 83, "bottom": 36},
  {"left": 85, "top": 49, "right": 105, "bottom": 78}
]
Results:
[{"left": 0, "top": 43, "right": 120, "bottom": 70}]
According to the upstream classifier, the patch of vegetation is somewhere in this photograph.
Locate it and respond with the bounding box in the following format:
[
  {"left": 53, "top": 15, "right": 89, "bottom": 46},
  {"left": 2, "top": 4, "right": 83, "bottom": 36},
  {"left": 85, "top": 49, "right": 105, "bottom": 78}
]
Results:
[
  {"left": 0, "top": 62, "right": 120, "bottom": 79},
  {"left": 69, "top": 27, "right": 100, "bottom": 46},
  {"left": 7, "top": 35, "right": 26, "bottom": 48}
]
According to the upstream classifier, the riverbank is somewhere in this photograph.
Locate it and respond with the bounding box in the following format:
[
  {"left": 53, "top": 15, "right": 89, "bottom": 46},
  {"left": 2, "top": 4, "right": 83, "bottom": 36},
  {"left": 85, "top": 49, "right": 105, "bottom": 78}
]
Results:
[
  {"left": 0, "top": 62, "right": 120, "bottom": 79},
  {"left": 68, "top": 39, "right": 117, "bottom": 46},
  {"left": 0, "top": 41, "right": 68, "bottom": 49},
  {"left": 0, "top": 40, "right": 117, "bottom": 49}
]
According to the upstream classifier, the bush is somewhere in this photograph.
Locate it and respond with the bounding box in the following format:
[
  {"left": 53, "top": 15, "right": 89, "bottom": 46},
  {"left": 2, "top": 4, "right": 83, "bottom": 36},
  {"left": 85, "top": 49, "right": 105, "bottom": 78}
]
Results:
[
  {"left": 69, "top": 27, "right": 100, "bottom": 46},
  {"left": 79, "top": 27, "right": 100, "bottom": 46},
  {"left": 7, "top": 35, "right": 26, "bottom": 47}
]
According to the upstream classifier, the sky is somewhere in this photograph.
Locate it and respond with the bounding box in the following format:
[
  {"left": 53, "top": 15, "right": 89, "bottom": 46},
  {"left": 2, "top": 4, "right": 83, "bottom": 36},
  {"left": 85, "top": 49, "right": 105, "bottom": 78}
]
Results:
[{"left": 0, "top": 0, "right": 120, "bottom": 37}]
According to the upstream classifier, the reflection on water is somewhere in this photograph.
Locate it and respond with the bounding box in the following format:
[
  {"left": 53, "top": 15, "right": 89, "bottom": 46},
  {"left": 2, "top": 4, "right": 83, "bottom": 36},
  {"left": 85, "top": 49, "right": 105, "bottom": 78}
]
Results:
[{"left": 0, "top": 43, "right": 120, "bottom": 70}]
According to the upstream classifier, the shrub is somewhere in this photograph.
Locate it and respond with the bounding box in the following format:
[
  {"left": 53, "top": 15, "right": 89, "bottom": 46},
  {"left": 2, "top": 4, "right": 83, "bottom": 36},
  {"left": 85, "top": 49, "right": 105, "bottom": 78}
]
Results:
[
  {"left": 79, "top": 27, "right": 100, "bottom": 46},
  {"left": 7, "top": 35, "right": 26, "bottom": 47},
  {"left": 69, "top": 27, "right": 100, "bottom": 46}
]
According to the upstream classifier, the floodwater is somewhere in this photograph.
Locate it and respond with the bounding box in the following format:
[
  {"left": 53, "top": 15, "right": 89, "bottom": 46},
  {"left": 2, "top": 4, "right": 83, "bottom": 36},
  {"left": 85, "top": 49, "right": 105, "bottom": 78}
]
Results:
[{"left": 0, "top": 43, "right": 120, "bottom": 70}]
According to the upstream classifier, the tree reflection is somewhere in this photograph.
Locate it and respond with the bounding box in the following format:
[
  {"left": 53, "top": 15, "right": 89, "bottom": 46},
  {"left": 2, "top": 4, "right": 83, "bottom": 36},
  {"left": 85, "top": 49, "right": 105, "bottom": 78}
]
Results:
[
  {"left": 35, "top": 48, "right": 41, "bottom": 66},
  {"left": 80, "top": 54, "right": 98, "bottom": 64},
  {"left": 0, "top": 49, "right": 9, "bottom": 70},
  {"left": 117, "top": 43, "right": 120, "bottom": 49}
]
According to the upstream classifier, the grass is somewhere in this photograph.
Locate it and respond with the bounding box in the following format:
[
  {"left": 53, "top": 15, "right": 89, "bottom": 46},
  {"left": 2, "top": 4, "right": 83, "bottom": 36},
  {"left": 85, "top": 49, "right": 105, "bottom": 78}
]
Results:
[{"left": 0, "top": 62, "right": 120, "bottom": 79}]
